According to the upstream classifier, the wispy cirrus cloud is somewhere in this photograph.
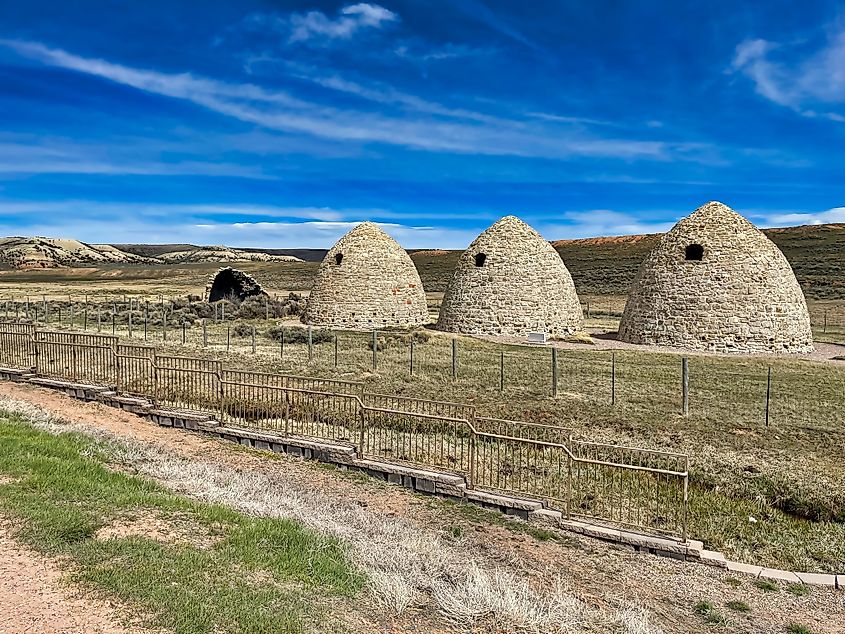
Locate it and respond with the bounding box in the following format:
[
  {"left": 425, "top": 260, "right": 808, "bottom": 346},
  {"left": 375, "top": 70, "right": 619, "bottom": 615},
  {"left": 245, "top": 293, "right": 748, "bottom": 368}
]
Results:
[
  {"left": 758, "top": 206, "right": 845, "bottom": 227},
  {"left": 731, "top": 26, "right": 845, "bottom": 121},
  {"left": 291, "top": 3, "right": 397, "bottom": 43},
  {"left": 0, "top": 38, "right": 708, "bottom": 161},
  {"left": 0, "top": 137, "right": 269, "bottom": 178},
  {"left": 244, "top": 3, "right": 399, "bottom": 46},
  {"left": 539, "top": 209, "right": 675, "bottom": 240}
]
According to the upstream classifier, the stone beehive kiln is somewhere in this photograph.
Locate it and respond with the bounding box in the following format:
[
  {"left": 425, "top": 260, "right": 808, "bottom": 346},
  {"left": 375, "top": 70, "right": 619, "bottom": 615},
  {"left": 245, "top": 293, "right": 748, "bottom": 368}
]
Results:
[
  {"left": 436, "top": 215, "right": 583, "bottom": 337},
  {"left": 205, "top": 267, "right": 267, "bottom": 303},
  {"left": 303, "top": 222, "right": 428, "bottom": 329},
  {"left": 618, "top": 201, "right": 813, "bottom": 353}
]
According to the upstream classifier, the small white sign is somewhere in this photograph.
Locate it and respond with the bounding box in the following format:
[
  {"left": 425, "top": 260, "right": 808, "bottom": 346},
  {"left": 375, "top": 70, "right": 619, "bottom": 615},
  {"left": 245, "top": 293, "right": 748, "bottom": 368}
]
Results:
[{"left": 527, "top": 332, "right": 547, "bottom": 344}]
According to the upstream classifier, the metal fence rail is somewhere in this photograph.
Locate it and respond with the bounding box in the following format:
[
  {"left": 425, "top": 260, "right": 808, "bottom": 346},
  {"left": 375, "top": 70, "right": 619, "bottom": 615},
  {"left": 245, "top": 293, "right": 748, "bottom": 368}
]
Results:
[
  {"left": 155, "top": 355, "right": 221, "bottom": 414},
  {"left": 116, "top": 343, "right": 156, "bottom": 396},
  {"left": 0, "top": 322, "right": 690, "bottom": 541},
  {"left": 0, "top": 322, "right": 34, "bottom": 370}
]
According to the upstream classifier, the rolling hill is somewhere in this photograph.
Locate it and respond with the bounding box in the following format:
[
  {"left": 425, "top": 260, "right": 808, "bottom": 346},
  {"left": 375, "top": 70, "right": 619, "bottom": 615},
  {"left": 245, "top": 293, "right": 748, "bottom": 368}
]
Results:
[
  {"left": 155, "top": 245, "right": 303, "bottom": 264},
  {"left": 0, "top": 237, "right": 156, "bottom": 269}
]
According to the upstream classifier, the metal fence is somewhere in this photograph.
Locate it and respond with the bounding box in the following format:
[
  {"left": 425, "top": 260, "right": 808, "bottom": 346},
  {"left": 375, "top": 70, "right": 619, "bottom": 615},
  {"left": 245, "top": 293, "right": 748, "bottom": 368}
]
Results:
[{"left": 0, "top": 322, "right": 690, "bottom": 540}]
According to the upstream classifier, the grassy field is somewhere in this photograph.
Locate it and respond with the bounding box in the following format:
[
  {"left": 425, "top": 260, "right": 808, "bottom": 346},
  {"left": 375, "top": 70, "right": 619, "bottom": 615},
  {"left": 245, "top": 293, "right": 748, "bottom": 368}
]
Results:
[
  {"left": 10, "top": 312, "right": 844, "bottom": 572},
  {"left": 0, "top": 411, "right": 362, "bottom": 633}
]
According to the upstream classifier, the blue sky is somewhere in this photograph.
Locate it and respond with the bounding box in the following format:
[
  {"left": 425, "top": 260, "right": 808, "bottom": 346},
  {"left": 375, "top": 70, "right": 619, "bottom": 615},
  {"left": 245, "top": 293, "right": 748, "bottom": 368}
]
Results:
[{"left": 1, "top": 1, "right": 844, "bottom": 248}]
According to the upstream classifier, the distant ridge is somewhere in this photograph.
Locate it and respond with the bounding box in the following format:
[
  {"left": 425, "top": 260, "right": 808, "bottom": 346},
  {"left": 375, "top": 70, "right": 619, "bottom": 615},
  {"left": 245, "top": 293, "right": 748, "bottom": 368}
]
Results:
[
  {"left": 0, "top": 237, "right": 156, "bottom": 269},
  {"left": 551, "top": 223, "right": 845, "bottom": 298},
  {"left": 115, "top": 244, "right": 326, "bottom": 262}
]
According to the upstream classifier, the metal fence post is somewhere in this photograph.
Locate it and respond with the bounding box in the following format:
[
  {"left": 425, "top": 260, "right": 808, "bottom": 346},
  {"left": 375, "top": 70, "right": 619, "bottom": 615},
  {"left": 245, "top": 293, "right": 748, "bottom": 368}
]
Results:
[
  {"left": 499, "top": 351, "right": 504, "bottom": 391},
  {"left": 182, "top": 321, "right": 187, "bottom": 345},
  {"left": 334, "top": 334, "right": 339, "bottom": 368},
  {"left": 162, "top": 312, "right": 167, "bottom": 342},
  {"left": 765, "top": 366, "right": 772, "bottom": 427},
  {"left": 226, "top": 326, "right": 231, "bottom": 352},
  {"left": 143, "top": 311, "right": 148, "bottom": 341},
  {"left": 280, "top": 329, "right": 284, "bottom": 360},
  {"left": 358, "top": 405, "right": 366, "bottom": 459},
  {"left": 451, "top": 338, "right": 457, "bottom": 380},
  {"left": 128, "top": 301, "right": 133, "bottom": 338},
  {"left": 372, "top": 330, "right": 377, "bottom": 370},
  {"left": 611, "top": 351, "right": 616, "bottom": 406},
  {"left": 566, "top": 434, "right": 573, "bottom": 520},
  {"left": 202, "top": 319, "right": 207, "bottom": 347},
  {"left": 551, "top": 347, "right": 558, "bottom": 397},
  {"left": 823, "top": 310, "right": 827, "bottom": 333},
  {"left": 251, "top": 325, "right": 256, "bottom": 354},
  {"left": 682, "top": 357, "right": 689, "bottom": 416},
  {"left": 409, "top": 340, "right": 414, "bottom": 375},
  {"left": 308, "top": 326, "right": 314, "bottom": 362}
]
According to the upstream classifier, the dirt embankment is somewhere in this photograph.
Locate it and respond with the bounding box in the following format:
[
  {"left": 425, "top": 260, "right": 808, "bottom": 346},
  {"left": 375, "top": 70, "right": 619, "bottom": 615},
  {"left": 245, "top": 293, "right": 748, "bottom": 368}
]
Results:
[{"left": 1, "top": 382, "right": 843, "bottom": 634}]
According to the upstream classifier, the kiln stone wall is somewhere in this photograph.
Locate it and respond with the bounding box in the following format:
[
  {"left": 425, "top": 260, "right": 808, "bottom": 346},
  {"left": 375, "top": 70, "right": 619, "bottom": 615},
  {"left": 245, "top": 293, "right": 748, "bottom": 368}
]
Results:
[
  {"left": 437, "top": 216, "right": 583, "bottom": 337},
  {"left": 205, "top": 267, "right": 266, "bottom": 303},
  {"left": 618, "top": 201, "right": 813, "bottom": 353},
  {"left": 303, "top": 222, "right": 428, "bottom": 329}
]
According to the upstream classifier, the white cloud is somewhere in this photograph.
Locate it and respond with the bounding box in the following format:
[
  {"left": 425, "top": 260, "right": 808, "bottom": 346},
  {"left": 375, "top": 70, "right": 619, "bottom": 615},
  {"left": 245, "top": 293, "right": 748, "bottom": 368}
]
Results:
[
  {"left": 0, "top": 39, "right": 708, "bottom": 161},
  {"left": 759, "top": 206, "right": 845, "bottom": 227},
  {"left": 731, "top": 28, "right": 845, "bottom": 120},
  {"left": 288, "top": 66, "right": 502, "bottom": 123},
  {"left": 288, "top": 3, "right": 398, "bottom": 44},
  {"left": 538, "top": 209, "right": 675, "bottom": 240},
  {"left": 0, "top": 210, "right": 478, "bottom": 249},
  {"left": 0, "top": 138, "right": 268, "bottom": 178}
]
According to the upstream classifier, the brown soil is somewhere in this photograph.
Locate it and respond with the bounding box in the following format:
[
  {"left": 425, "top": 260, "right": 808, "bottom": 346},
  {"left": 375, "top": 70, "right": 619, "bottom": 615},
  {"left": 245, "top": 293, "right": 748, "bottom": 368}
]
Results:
[
  {"left": 0, "top": 526, "right": 142, "bottom": 634},
  {"left": 1, "top": 381, "right": 843, "bottom": 634},
  {"left": 95, "top": 510, "right": 221, "bottom": 550}
]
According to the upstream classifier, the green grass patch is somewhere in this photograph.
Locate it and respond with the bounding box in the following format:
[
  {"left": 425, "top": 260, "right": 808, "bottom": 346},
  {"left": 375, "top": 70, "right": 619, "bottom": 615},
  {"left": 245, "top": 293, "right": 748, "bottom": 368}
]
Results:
[
  {"left": 786, "top": 624, "right": 813, "bottom": 634},
  {"left": 694, "top": 600, "right": 727, "bottom": 625},
  {"left": 753, "top": 579, "right": 780, "bottom": 593},
  {"left": 725, "top": 600, "right": 750, "bottom": 613},
  {"left": 786, "top": 583, "right": 811, "bottom": 597},
  {"left": 0, "top": 413, "right": 363, "bottom": 633}
]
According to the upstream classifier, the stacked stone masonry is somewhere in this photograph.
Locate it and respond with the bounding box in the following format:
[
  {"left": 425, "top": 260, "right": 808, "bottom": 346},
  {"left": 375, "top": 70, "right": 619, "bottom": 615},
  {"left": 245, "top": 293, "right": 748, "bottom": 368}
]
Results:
[
  {"left": 303, "top": 222, "right": 428, "bottom": 329},
  {"left": 618, "top": 201, "right": 813, "bottom": 353},
  {"left": 437, "top": 215, "right": 583, "bottom": 337},
  {"left": 205, "top": 267, "right": 267, "bottom": 303}
]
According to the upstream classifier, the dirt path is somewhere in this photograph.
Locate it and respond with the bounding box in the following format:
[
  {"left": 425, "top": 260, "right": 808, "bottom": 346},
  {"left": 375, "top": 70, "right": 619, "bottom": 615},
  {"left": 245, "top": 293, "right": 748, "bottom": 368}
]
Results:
[
  {"left": 0, "top": 529, "right": 139, "bottom": 634},
  {"left": 1, "top": 381, "right": 843, "bottom": 634}
]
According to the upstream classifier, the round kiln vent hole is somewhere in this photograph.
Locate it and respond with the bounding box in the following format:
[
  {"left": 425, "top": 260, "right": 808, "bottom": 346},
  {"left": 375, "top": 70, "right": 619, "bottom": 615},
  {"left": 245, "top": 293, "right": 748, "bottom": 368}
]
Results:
[
  {"left": 334, "top": 253, "right": 344, "bottom": 265},
  {"left": 685, "top": 244, "right": 704, "bottom": 261},
  {"left": 474, "top": 253, "right": 487, "bottom": 267}
]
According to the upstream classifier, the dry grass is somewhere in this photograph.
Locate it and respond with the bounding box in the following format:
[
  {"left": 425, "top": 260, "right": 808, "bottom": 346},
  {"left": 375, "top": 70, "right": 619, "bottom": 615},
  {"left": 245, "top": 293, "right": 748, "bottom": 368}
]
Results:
[{"left": 0, "top": 396, "right": 662, "bottom": 633}]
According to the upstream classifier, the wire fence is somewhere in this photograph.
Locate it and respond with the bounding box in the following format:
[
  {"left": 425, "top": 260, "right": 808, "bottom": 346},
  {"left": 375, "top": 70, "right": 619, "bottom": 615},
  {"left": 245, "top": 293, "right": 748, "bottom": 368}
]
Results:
[
  {"left": 0, "top": 321, "right": 690, "bottom": 540},
  {"left": 3, "top": 304, "right": 843, "bottom": 429}
]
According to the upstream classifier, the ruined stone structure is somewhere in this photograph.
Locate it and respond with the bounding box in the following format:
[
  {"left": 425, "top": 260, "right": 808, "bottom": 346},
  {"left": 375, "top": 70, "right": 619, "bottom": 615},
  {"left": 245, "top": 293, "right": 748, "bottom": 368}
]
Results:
[
  {"left": 436, "top": 216, "right": 583, "bottom": 337},
  {"left": 303, "top": 222, "right": 428, "bottom": 329},
  {"left": 205, "top": 267, "right": 266, "bottom": 303},
  {"left": 618, "top": 201, "right": 813, "bottom": 353}
]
